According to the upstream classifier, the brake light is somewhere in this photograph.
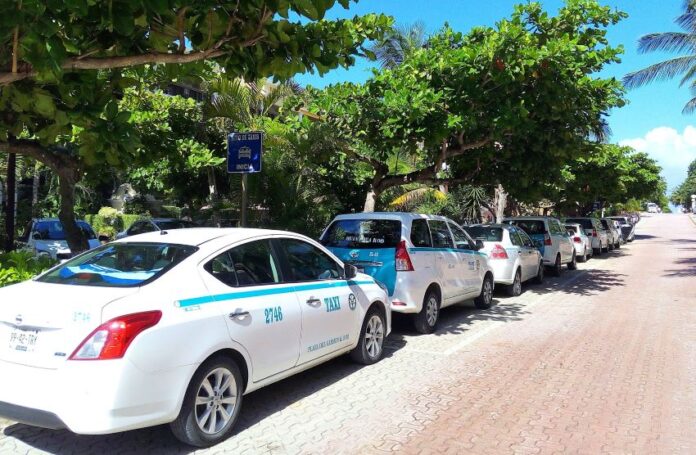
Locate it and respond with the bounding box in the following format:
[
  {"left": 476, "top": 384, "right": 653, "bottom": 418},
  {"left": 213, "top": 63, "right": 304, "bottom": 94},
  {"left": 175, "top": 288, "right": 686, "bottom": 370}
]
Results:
[
  {"left": 544, "top": 234, "right": 552, "bottom": 246},
  {"left": 70, "top": 311, "right": 162, "bottom": 360},
  {"left": 490, "top": 244, "right": 509, "bottom": 260},
  {"left": 395, "top": 240, "right": 414, "bottom": 272},
  {"left": 573, "top": 236, "right": 582, "bottom": 243},
  {"left": 592, "top": 229, "right": 597, "bottom": 238}
]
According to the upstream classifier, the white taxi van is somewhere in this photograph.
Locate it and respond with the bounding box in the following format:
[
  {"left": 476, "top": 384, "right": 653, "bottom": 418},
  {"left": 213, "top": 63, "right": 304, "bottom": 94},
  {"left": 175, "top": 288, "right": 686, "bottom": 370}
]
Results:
[{"left": 0, "top": 228, "right": 389, "bottom": 447}]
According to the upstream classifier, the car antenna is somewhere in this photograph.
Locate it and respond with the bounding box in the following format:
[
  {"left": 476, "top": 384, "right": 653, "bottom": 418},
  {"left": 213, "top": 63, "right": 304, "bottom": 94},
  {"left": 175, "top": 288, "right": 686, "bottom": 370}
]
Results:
[{"left": 160, "top": 230, "right": 168, "bottom": 235}]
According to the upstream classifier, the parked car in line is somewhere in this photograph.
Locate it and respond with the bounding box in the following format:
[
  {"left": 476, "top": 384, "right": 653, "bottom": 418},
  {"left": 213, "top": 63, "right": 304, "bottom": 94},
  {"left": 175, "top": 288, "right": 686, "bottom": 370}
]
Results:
[
  {"left": 600, "top": 218, "right": 622, "bottom": 250},
  {"left": 608, "top": 216, "right": 636, "bottom": 242},
  {"left": 116, "top": 218, "right": 199, "bottom": 239},
  {"left": 564, "top": 223, "right": 593, "bottom": 262},
  {"left": 564, "top": 217, "right": 608, "bottom": 255},
  {"left": 646, "top": 202, "right": 660, "bottom": 213},
  {"left": 0, "top": 228, "right": 389, "bottom": 447},
  {"left": 321, "top": 213, "right": 495, "bottom": 334},
  {"left": 17, "top": 219, "right": 101, "bottom": 260},
  {"left": 503, "top": 216, "right": 576, "bottom": 276},
  {"left": 463, "top": 224, "right": 544, "bottom": 296}
]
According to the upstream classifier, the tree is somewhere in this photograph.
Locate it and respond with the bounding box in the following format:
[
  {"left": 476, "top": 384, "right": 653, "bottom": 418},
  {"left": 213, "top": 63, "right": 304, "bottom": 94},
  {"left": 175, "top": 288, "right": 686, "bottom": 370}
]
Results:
[
  {"left": 0, "top": 1, "right": 391, "bottom": 252},
  {"left": 671, "top": 158, "right": 696, "bottom": 208},
  {"left": 369, "top": 21, "right": 427, "bottom": 69},
  {"left": 301, "top": 1, "right": 627, "bottom": 211},
  {"left": 623, "top": 1, "right": 696, "bottom": 113}
]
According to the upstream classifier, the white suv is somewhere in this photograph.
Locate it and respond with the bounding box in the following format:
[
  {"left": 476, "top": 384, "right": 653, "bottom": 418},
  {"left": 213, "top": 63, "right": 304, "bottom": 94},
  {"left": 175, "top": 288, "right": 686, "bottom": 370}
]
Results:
[
  {"left": 321, "top": 213, "right": 495, "bottom": 334},
  {"left": 503, "top": 216, "right": 576, "bottom": 276}
]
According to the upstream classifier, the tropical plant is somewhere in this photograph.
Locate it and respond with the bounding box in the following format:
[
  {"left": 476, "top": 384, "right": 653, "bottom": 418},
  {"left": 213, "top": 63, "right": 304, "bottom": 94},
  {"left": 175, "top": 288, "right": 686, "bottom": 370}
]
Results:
[
  {"left": 369, "top": 21, "right": 428, "bottom": 69},
  {"left": 0, "top": 250, "right": 56, "bottom": 288},
  {"left": 623, "top": 0, "right": 696, "bottom": 113}
]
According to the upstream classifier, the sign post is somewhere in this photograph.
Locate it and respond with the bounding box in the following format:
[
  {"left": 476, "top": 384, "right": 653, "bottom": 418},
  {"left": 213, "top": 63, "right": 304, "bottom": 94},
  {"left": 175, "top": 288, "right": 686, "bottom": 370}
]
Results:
[{"left": 227, "top": 132, "right": 263, "bottom": 227}]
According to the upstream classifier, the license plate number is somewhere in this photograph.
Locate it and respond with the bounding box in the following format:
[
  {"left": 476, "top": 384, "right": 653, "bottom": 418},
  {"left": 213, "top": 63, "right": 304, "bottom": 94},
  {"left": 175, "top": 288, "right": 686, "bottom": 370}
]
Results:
[{"left": 8, "top": 328, "right": 40, "bottom": 353}]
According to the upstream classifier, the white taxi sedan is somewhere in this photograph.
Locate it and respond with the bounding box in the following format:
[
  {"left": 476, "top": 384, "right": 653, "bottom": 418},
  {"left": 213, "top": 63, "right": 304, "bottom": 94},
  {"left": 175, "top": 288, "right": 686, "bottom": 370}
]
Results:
[{"left": 0, "top": 228, "right": 390, "bottom": 447}]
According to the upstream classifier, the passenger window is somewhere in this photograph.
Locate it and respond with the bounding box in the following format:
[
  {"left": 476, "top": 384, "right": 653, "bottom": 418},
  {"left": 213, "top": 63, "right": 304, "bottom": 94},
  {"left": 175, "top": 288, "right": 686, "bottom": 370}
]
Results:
[
  {"left": 449, "top": 222, "right": 473, "bottom": 250},
  {"left": 410, "top": 219, "right": 432, "bottom": 247},
  {"left": 279, "top": 239, "right": 342, "bottom": 282},
  {"left": 428, "top": 220, "right": 454, "bottom": 249},
  {"left": 549, "top": 220, "right": 562, "bottom": 235},
  {"left": 509, "top": 229, "right": 523, "bottom": 247},
  {"left": 518, "top": 230, "right": 535, "bottom": 248},
  {"left": 205, "top": 240, "right": 280, "bottom": 287}
]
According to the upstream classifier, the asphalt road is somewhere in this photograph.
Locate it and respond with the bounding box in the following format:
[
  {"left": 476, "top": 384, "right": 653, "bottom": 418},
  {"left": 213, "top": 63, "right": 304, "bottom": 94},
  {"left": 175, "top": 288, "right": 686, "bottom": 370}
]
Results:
[{"left": 1, "top": 213, "right": 695, "bottom": 454}]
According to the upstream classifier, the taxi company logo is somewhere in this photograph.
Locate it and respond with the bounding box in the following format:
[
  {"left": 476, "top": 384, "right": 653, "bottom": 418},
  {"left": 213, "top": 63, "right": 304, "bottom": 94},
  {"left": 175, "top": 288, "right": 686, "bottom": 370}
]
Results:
[
  {"left": 14, "top": 314, "right": 22, "bottom": 326},
  {"left": 349, "top": 250, "right": 359, "bottom": 259},
  {"left": 348, "top": 294, "right": 357, "bottom": 311}
]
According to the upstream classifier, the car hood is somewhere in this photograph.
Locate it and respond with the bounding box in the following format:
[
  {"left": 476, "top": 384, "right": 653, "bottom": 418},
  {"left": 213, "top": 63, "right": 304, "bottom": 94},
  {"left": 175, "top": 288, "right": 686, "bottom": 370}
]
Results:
[{"left": 0, "top": 281, "right": 140, "bottom": 369}]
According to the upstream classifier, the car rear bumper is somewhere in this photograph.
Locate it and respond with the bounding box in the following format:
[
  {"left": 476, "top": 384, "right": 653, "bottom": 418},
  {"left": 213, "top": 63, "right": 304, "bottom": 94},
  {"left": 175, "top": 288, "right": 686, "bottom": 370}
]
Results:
[
  {"left": 0, "top": 358, "right": 194, "bottom": 434},
  {"left": 489, "top": 260, "right": 515, "bottom": 285},
  {"left": 389, "top": 272, "right": 437, "bottom": 314}
]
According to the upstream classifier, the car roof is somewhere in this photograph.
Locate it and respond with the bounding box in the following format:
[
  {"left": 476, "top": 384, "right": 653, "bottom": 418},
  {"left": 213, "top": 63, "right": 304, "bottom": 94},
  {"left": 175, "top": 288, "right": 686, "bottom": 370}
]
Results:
[
  {"left": 34, "top": 218, "right": 89, "bottom": 223},
  {"left": 504, "top": 216, "right": 557, "bottom": 221},
  {"left": 332, "top": 212, "right": 450, "bottom": 222},
  {"left": 467, "top": 223, "right": 511, "bottom": 229},
  {"left": 113, "top": 227, "right": 293, "bottom": 247}
]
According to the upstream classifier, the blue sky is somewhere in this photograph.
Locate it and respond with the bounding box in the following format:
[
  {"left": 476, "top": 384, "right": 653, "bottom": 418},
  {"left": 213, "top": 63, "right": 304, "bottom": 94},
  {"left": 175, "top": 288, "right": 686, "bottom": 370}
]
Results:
[{"left": 295, "top": 0, "right": 696, "bottom": 197}]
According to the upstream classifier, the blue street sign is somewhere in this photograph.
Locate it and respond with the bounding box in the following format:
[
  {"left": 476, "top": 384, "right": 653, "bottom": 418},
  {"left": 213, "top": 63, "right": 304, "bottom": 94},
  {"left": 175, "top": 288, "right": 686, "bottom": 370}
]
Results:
[{"left": 227, "top": 132, "right": 263, "bottom": 173}]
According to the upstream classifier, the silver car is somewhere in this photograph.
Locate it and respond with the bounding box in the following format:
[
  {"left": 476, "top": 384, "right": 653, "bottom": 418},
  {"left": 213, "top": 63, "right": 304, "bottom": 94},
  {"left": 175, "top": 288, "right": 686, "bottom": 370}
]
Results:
[
  {"left": 565, "top": 223, "right": 593, "bottom": 262},
  {"left": 464, "top": 224, "right": 544, "bottom": 297},
  {"left": 600, "top": 218, "right": 622, "bottom": 250},
  {"left": 608, "top": 216, "right": 635, "bottom": 242}
]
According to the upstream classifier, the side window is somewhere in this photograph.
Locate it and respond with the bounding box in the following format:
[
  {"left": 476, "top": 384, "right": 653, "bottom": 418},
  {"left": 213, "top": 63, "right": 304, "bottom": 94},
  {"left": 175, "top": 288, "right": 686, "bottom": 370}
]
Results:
[
  {"left": 549, "top": 220, "right": 562, "bottom": 235},
  {"left": 518, "top": 230, "right": 535, "bottom": 248},
  {"left": 279, "top": 239, "right": 342, "bottom": 281},
  {"left": 428, "top": 220, "right": 454, "bottom": 249},
  {"left": 205, "top": 240, "right": 280, "bottom": 287},
  {"left": 449, "top": 222, "right": 473, "bottom": 250},
  {"left": 509, "top": 228, "right": 523, "bottom": 247},
  {"left": 410, "top": 219, "right": 432, "bottom": 247}
]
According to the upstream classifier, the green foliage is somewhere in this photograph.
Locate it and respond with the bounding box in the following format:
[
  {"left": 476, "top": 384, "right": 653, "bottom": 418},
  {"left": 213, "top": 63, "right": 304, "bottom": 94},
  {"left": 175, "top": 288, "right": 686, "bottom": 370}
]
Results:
[
  {"left": 670, "top": 158, "right": 696, "bottom": 209},
  {"left": 85, "top": 209, "right": 140, "bottom": 240},
  {"left": 0, "top": 251, "right": 56, "bottom": 288}
]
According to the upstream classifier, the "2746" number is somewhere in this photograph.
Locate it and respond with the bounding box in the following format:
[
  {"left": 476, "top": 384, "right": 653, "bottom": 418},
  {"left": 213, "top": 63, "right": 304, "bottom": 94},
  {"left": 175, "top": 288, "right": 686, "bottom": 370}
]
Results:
[{"left": 264, "top": 306, "right": 283, "bottom": 324}]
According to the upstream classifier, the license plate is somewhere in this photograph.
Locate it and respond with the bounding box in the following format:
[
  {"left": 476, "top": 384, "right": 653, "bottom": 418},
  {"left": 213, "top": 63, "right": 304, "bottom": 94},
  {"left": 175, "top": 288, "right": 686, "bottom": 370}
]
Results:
[{"left": 8, "top": 327, "right": 40, "bottom": 353}]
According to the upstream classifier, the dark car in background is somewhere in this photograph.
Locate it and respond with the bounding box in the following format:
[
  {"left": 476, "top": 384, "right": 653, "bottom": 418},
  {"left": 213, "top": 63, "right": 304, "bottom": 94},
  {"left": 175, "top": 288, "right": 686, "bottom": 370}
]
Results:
[{"left": 115, "top": 218, "right": 199, "bottom": 239}]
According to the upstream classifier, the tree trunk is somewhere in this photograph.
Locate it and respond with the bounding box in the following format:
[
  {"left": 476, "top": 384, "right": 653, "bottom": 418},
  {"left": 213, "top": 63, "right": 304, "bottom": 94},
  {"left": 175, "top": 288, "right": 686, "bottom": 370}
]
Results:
[
  {"left": 363, "top": 189, "right": 378, "bottom": 212},
  {"left": 4, "top": 153, "right": 16, "bottom": 252},
  {"left": 57, "top": 170, "right": 89, "bottom": 254},
  {"left": 32, "top": 161, "right": 40, "bottom": 216},
  {"left": 494, "top": 184, "right": 507, "bottom": 223}
]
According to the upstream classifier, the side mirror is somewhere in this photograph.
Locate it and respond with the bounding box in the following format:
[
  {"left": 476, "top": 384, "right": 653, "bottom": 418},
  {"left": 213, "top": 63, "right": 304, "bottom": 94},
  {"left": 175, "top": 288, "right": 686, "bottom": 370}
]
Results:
[
  {"left": 344, "top": 264, "right": 358, "bottom": 280},
  {"left": 475, "top": 240, "right": 484, "bottom": 251},
  {"left": 32, "top": 232, "right": 42, "bottom": 240}
]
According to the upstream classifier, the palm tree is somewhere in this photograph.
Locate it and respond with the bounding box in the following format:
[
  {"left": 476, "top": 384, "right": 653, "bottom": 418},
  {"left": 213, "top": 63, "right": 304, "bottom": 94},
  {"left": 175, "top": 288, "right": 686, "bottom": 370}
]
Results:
[
  {"left": 369, "top": 21, "right": 428, "bottom": 69},
  {"left": 623, "top": 1, "right": 696, "bottom": 113}
]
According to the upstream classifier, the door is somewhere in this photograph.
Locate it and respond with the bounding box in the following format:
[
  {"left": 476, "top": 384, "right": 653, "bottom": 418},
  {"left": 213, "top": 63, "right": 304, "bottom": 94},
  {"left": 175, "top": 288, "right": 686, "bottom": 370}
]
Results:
[
  {"left": 548, "top": 219, "right": 570, "bottom": 262},
  {"left": 427, "top": 220, "right": 460, "bottom": 301},
  {"left": 507, "top": 228, "right": 529, "bottom": 280},
  {"left": 275, "top": 238, "right": 358, "bottom": 365},
  {"left": 516, "top": 229, "right": 539, "bottom": 280},
  {"left": 199, "top": 239, "right": 302, "bottom": 382},
  {"left": 448, "top": 221, "right": 480, "bottom": 296}
]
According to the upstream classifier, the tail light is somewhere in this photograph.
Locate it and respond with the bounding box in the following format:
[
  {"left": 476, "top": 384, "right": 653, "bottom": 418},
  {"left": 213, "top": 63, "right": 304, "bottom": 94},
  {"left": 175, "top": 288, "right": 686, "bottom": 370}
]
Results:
[
  {"left": 544, "top": 234, "right": 552, "bottom": 246},
  {"left": 395, "top": 240, "right": 414, "bottom": 271},
  {"left": 490, "top": 244, "right": 509, "bottom": 260},
  {"left": 573, "top": 236, "right": 582, "bottom": 243},
  {"left": 70, "top": 311, "right": 162, "bottom": 360},
  {"left": 592, "top": 229, "right": 597, "bottom": 237}
]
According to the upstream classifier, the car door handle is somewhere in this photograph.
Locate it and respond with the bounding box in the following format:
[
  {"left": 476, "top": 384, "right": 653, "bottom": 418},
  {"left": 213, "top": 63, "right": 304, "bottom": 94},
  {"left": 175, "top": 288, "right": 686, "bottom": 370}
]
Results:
[
  {"left": 306, "top": 298, "right": 322, "bottom": 307},
  {"left": 229, "top": 311, "right": 250, "bottom": 320}
]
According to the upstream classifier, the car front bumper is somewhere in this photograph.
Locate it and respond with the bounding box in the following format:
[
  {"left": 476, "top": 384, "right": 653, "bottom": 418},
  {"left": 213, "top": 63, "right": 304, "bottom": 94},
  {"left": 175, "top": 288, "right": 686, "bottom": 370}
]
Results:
[{"left": 0, "top": 358, "right": 194, "bottom": 434}]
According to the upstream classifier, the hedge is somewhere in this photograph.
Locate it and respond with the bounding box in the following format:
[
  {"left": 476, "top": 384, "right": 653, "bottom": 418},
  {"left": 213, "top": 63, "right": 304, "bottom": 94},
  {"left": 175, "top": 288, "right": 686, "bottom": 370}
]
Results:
[{"left": 85, "top": 207, "right": 141, "bottom": 240}]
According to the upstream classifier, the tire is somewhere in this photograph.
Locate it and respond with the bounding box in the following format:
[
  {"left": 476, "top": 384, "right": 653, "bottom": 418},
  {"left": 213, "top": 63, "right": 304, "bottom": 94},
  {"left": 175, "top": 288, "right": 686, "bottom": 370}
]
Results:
[
  {"left": 350, "top": 307, "right": 386, "bottom": 365},
  {"left": 608, "top": 241, "right": 614, "bottom": 251},
  {"left": 567, "top": 251, "right": 577, "bottom": 270},
  {"left": 170, "top": 357, "right": 244, "bottom": 448},
  {"left": 550, "top": 254, "right": 562, "bottom": 277},
  {"left": 414, "top": 289, "right": 440, "bottom": 334},
  {"left": 593, "top": 247, "right": 602, "bottom": 256},
  {"left": 506, "top": 269, "right": 522, "bottom": 297},
  {"left": 578, "top": 248, "right": 587, "bottom": 263},
  {"left": 474, "top": 274, "right": 494, "bottom": 309},
  {"left": 615, "top": 241, "right": 621, "bottom": 249},
  {"left": 533, "top": 261, "right": 545, "bottom": 284}
]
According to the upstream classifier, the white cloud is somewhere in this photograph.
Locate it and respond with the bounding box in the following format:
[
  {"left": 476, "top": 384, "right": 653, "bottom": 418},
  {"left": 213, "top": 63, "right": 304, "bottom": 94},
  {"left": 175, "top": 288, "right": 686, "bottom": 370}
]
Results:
[{"left": 619, "top": 126, "right": 696, "bottom": 190}]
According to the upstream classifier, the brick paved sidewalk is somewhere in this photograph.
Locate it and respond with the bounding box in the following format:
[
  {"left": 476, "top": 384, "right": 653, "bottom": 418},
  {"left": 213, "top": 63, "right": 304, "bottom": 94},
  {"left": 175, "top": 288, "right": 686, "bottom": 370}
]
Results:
[{"left": 1, "top": 213, "right": 694, "bottom": 454}]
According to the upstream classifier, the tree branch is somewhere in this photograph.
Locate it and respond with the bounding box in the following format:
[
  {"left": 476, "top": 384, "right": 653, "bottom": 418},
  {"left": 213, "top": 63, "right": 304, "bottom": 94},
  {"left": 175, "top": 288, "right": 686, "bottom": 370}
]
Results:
[{"left": 0, "top": 139, "right": 80, "bottom": 173}]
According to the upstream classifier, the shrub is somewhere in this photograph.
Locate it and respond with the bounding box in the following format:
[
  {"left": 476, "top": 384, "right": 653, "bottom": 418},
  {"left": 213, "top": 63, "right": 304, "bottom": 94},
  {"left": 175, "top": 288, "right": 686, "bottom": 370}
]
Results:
[
  {"left": 0, "top": 251, "right": 57, "bottom": 288},
  {"left": 85, "top": 208, "right": 144, "bottom": 240}
]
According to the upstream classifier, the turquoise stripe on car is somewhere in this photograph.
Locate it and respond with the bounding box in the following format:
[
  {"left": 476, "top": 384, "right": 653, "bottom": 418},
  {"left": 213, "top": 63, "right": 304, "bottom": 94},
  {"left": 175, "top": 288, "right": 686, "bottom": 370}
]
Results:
[
  {"left": 409, "top": 247, "right": 488, "bottom": 257},
  {"left": 177, "top": 280, "right": 374, "bottom": 308}
]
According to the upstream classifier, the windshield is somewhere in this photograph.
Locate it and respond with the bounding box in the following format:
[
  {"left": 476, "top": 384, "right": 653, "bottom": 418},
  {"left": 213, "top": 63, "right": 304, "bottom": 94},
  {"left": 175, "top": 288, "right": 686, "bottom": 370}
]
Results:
[
  {"left": 464, "top": 226, "right": 503, "bottom": 242},
  {"left": 33, "top": 220, "right": 96, "bottom": 241},
  {"left": 37, "top": 242, "right": 197, "bottom": 287},
  {"left": 322, "top": 219, "right": 402, "bottom": 249},
  {"left": 155, "top": 220, "right": 198, "bottom": 230}
]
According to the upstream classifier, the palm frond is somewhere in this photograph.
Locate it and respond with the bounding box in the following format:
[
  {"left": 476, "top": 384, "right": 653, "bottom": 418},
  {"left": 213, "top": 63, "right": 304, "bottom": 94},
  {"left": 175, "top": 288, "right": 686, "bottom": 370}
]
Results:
[
  {"left": 389, "top": 187, "right": 446, "bottom": 209},
  {"left": 623, "top": 55, "right": 696, "bottom": 88},
  {"left": 637, "top": 32, "right": 696, "bottom": 54},
  {"left": 369, "top": 21, "right": 427, "bottom": 69},
  {"left": 682, "top": 96, "right": 696, "bottom": 114},
  {"left": 676, "top": 9, "right": 696, "bottom": 31}
]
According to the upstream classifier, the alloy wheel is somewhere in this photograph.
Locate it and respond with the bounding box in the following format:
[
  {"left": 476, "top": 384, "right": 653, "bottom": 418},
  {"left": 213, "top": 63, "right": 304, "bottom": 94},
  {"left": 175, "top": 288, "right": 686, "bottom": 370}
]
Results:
[
  {"left": 195, "top": 367, "right": 238, "bottom": 435},
  {"left": 364, "top": 314, "right": 385, "bottom": 359},
  {"left": 426, "top": 296, "right": 439, "bottom": 327}
]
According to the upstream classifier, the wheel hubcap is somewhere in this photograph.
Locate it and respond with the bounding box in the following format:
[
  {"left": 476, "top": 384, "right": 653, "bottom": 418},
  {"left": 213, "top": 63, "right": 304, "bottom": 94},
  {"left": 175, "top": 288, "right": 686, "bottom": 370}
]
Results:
[
  {"left": 426, "top": 297, "right": 438, "bottom": 326},
  {"left": 484, "top": 280, "right": 493, "bottom": 303},
  {"left": 364, "top": 315, "right": 385, "bottom": 358},
  {"left": 514, "top": 274, "right": 521, "bottom": 294},
  {"left": 195, "top": 367, "right": 237, "bottom": 435}
]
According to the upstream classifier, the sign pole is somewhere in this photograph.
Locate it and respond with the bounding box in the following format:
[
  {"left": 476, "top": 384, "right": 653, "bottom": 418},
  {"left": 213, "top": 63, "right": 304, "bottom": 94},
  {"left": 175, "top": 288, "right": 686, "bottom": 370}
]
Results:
[{"left": 241, "top": 173, "right": 248, "bottom": 227}]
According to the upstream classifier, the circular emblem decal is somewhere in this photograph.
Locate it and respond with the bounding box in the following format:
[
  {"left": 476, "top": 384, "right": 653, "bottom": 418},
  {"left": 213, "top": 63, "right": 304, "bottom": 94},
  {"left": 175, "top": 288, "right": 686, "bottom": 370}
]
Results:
[{"left": 348, "top": 294, "right": 357, "bottom": 311}]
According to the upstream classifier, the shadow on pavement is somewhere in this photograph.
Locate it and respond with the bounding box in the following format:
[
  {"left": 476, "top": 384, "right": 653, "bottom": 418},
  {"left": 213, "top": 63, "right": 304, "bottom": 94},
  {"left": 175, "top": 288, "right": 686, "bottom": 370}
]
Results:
[
  {"left": 530, "top": 269, "right": 626, "bottom": 297},
  {"left": 633, "top": 234, "right": 659, "bottom": 240},
  {"left": 663, "top": 256, "right": 696, "bottom": 278},
  {"left": 590, "top": 249, "right": 630, "bottom": 260}
]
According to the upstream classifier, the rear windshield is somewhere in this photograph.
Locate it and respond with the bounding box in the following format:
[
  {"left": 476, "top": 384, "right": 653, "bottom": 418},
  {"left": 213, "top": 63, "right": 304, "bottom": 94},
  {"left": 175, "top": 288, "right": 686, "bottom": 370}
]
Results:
[
  {"left": 565, "top": 225, "right": 578, "bottom": 234},
  {"left": 33, "top": 220, "right": 96, "bottom": 241},
  {"left": 504, "top": 220, "right": 546, "bottom": 235},
  {"left": 37, "top": 242, "right": 197, "bottom": 287},
  {"left": 609, "top": 217, "right": 628, "bottom": 224},
  {"left": 565, "top": 218, "right": 594, "bottom": 229},
  {"left": 600, "top": 219, "right": 610, "bottom": 229},
  {"left": 464, "top": 226, "right": 503, "bottom": 242},
  {"left": 322, "top": 219, "right": 402, "bottom": 249}
]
